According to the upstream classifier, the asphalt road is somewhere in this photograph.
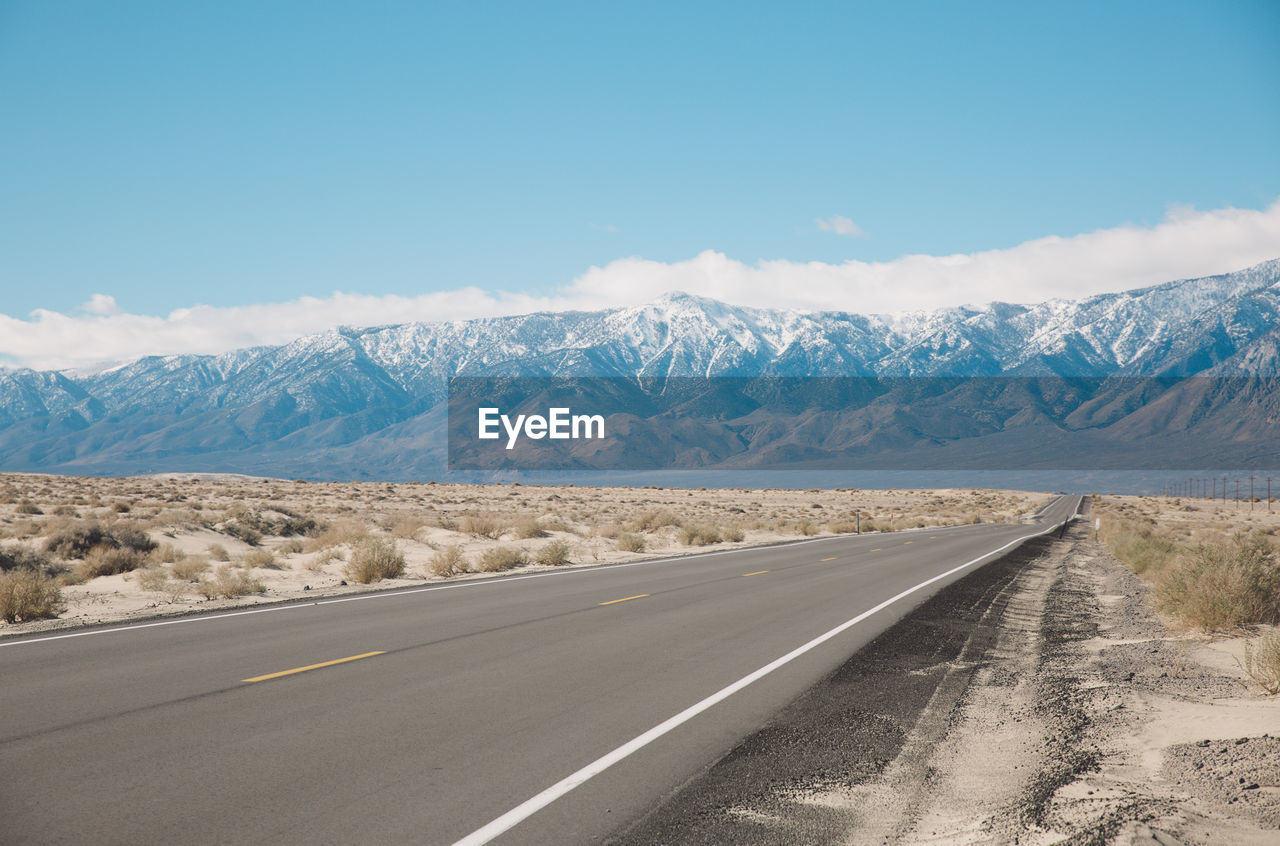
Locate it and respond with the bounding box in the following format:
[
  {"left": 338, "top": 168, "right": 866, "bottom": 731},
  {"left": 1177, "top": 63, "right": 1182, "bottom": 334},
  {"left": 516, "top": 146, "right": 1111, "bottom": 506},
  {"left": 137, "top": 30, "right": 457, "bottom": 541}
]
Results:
[{"left": 1, "top": 495, "right": 1079, "bottom": 845}]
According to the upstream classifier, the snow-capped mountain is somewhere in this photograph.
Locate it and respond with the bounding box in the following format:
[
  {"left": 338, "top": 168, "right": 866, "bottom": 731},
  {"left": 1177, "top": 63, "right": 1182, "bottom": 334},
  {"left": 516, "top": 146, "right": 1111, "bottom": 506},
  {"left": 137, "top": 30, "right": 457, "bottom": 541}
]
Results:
[{"left": 1, "top": 258, "right": 1277, "bottom": 478}]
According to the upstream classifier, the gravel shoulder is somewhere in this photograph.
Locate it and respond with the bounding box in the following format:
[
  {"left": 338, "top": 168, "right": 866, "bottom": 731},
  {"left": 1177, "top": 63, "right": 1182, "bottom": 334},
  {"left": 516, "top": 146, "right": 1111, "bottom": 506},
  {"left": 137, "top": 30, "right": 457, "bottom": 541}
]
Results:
[{"left": 609, "top": 513, "right": 1280, "bottom": 845}]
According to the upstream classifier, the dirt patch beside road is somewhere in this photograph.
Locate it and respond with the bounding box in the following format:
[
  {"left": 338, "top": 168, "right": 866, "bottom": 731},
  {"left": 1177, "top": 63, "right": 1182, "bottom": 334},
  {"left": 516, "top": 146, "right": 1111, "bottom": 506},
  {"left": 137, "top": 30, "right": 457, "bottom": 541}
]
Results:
[{"left": 610, "top": 519, "right": 1280, "bottom": 845}]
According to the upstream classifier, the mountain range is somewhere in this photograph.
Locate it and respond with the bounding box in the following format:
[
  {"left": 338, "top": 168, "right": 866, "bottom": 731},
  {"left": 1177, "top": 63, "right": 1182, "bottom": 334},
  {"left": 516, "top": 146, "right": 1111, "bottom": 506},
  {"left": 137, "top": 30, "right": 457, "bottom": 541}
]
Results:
[{"left": 2, "top": 258, "right": 1279, "bottom": 480}]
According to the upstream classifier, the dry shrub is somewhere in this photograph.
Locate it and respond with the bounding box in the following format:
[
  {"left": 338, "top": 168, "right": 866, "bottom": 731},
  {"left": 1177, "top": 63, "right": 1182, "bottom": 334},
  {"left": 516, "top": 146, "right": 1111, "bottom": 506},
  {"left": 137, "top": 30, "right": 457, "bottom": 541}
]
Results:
[
  {"left": 15, "top": 501, "right": 42, "bottom": 515},
  {"left": 679, "top": 524, "right": 722, "bottom": 546},
  {"left": 346, "top": 538, "right": 406, "bottom": 583},
  {"left": 514, "top": 517, "right": 547, "bottom": 539},
  {"left": 722, "top": 526, "right": 745, "bottom": 543},
  {"left": 170, "top": 554, "right": 211, "bottom": 581},
  {"left": 428, "top": 545, "right": 469, "bottom": 577},
  {"left": 308, "top": 547, "right": 345, "bottom": 572},
  {"left": 1101, "top": 519, "right": 1177, "bottom": 576},
  {"left": 45, "top": 521, "right": 156, "bottom": 560},
  {"left": 150, "top": 542, "right": 187, "bottom": 564},
  {"left": 1157, "top": 533, "right": 1280, "bottom": 631},
  {"left": 222, "top": 522, "right": 261, "bottom": 546},
  {"left": 477, "top": 546, "right": 528, "bottom": 572},
  {"left": 0, "top": 544, "right": 56, "bottom": 574},
  {"left": 0, "top": 568, "right": 64, "bottom": 622},
  {"left": 277, "top": 538, "right": 305, "bottom": 555},
  {"left": 539, "top": 515, "right": 572, "bottom": 533},
  {"left": 305, "top": 518, "right": 369, "bottom": 551},
  {"left": 137, "top": 567, "right": 170, "bottom": 591},
  {"left": 631, "top": 509, "right": 680, "bottom": 532},
  {"left": 76, "top": 545, "right": 149, "bottom": 580},
  {"left": 616, "top": 533, "right": 646, "bottom": 553},
  {"left": 794, "top": 519, "right": 817, "bottom": 536},
  {"left": 197, "top": 565, "right": 266, "bottom": 599},
  {"left": 828, "top": 520, "right": 859, "bottom": 534},
  {"left": 536, "top": 539, "right": 572, "bottom": 566},
  {"left": 1241, "top": 630, "right": 1280, "bottom": 695},
  {"left": 461, "top": 513, "right": 508, "bottom": 539},
  {"left": 241, "top": 549, "right": 280, "bottom": 569},
  {"left": 392, "top": 516, "right": 428, "bottom": 539}
]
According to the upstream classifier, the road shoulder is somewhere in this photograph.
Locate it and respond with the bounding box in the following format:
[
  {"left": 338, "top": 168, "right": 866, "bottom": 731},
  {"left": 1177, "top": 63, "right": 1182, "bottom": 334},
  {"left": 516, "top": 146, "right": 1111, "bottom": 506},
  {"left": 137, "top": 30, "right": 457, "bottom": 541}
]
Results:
[{"left": 608, "top": 523, "right": 1280, "bottom": 845}]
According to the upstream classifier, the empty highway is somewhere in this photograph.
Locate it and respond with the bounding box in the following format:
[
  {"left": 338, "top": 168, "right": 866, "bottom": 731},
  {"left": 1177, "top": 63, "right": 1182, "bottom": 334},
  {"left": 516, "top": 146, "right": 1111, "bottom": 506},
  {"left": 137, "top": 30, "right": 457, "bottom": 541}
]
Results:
[{"left": 0, "top": 495, "right": 1079, "bottom": 845}]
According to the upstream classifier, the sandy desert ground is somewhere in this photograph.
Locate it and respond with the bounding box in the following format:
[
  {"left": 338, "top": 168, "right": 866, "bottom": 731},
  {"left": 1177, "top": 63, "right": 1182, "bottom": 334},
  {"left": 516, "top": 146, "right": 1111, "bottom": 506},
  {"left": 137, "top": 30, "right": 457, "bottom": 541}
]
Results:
[
  {"left": 1098, "top": 490, "right": 1280, "bottom": 540},
  {"left": 0, "top": 473, "right": 1046, "bottom": 634}
]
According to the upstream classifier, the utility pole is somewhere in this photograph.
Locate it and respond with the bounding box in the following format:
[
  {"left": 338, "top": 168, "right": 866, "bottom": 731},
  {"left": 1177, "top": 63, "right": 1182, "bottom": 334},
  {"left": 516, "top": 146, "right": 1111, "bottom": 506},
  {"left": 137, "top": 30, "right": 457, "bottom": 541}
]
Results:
[
  {"left": 1250, "top": 475, "right": 1256, "bottom": 511},
  {"left": 1236, "top": 478, "right": 1241, "bottom": 507},
  {"left": 1268, "top": 477, "right": 1272, "bottom": 512}
]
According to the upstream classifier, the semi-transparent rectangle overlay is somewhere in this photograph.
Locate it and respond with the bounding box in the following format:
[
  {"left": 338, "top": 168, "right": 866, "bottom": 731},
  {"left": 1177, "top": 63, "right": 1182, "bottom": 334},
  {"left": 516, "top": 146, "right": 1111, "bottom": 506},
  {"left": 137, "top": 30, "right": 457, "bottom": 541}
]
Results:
[{"left": 447, "top": 376, "right": 1280, "bottom": 471}]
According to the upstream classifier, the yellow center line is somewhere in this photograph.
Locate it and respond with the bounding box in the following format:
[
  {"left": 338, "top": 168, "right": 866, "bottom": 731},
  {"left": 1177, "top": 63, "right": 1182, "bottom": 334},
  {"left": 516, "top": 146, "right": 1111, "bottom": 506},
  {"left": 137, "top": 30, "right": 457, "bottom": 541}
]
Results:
[
  {"left": 600, "top": 594, "right": 649, "bottom": 606},
  {"left": 242, "top": 651, "right": 386, "bottom": 683},
  {"left": 903, "top": 541, "right": 913, "bottom": 544},
  {"left": 742, "top": 570, "right": 769, "bottom": 577},
  {"left": 870, "top": 548, "right": 882, "bottom": 552},
  {"left": 819, "top": 557, "right": 837, "bottom": 562}
]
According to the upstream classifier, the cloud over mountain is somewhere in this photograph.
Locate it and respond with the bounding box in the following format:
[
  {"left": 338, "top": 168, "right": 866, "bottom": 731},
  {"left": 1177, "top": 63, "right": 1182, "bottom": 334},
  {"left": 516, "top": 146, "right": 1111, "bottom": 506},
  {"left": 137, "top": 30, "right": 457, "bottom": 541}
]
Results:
[{"left": 3, "top": 201, "right": 1279, "bottom": 372}]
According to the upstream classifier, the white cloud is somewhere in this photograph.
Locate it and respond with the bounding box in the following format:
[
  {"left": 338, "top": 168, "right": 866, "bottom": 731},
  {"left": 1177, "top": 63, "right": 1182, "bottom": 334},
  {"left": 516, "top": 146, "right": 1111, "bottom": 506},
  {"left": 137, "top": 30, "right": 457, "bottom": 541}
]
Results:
[
  {"left": 81, "top": 293, "right": 120, "bottom": 315},
  {"left": 815, "top": 214, "right": 865, "bottom": 237},
  {"left": 3, "top": 200, "right": 1280, "bottom": 372}
]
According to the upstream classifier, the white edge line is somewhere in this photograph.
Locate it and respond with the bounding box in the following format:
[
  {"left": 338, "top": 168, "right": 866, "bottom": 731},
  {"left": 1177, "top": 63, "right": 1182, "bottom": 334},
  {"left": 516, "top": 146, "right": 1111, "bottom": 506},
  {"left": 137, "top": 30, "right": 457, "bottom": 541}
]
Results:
[
  {"left": 0, "top": 507, "right": 1030, "bottom": 650},
  {"left": 450, "top": 501, "right": 1075, "bottom": 846}
]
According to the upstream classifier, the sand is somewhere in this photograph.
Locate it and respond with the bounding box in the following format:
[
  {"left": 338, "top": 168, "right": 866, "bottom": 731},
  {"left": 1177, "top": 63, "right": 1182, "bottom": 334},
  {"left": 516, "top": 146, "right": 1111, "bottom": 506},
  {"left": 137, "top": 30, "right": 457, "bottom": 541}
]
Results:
[{"left": 0, "top": 473, "right": 1046, "bottom": 635}]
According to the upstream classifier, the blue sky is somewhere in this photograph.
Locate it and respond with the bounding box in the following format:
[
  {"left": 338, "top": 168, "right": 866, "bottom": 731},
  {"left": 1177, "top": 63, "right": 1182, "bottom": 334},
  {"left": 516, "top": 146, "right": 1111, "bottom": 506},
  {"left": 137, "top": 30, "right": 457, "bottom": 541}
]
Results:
[{"left": 1, "top": 1, "right": 1279, "bottom": 368}]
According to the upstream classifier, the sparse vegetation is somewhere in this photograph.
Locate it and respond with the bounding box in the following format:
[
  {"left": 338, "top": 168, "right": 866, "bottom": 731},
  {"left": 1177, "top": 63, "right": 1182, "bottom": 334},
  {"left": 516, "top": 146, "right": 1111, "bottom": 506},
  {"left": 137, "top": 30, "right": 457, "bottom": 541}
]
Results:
[
  {"left": 45, "top": 521, "right": 157, "bottom": 561},
  {"left": 0, "top": 544, "right": 56, "bottom": 574},
  {"left": 461, "top": 513, "right": 507, "bottom": 539},
  {"left": 427, "top": 545, "right": 468, "bottom": 577},
  {"left": 392, "top": 516, "right": 428, "bottom": 539},
  {"left": 0, "top": 568, "right": 64, "bottom": 622},
  {"left": 477, "top": 545, "right": 528, "bottom": 572},
  {"left": 678, "top": 524, "right": 723, "bottom": 546},
  {"left": 0, "top": 473, "right": 1046, "bottom": 629},
  {"left": 616, "top": 532, "right": 646, "bottom": 553},
  {"left": 1241, "top": 629, "right": 1280, "bottom": 695},
  {"left": 76, "top": 545, "right": 149, "bottom": 580},
  {"left": 197, "top": 565, "right": 266, "bottom": 599},
  {"left": 277, "top": 538, "right": 305, "bottom": 555},
  {"left": 137, "top": 567, "right": 170, "bottom": 591},
  {"left": 1101, "top": 511, "right": 1280, "bottom": 632},
  {"left": 1156, "top": 533, "right": 1279, "bottom": 631},
  {"left": 514, "top": 517, "right": 547, "bottom": 539},
  {"left": 170, "top": 554, "right": 211, "bottom": 581},
  {"left": 345, "top": 538, "right": 406, "bottom": 583},
  {"left": 304, "top": 518, "right": 368, "bottom": 550},
  {"left": 631, "top": 509, "right": 680, "bottom": 532},
  {"left": 535, "top": 539, "right": 572, "bottom": 566},
  {"left": 241, "top": 549, "right": 279, "bottom": 569}
]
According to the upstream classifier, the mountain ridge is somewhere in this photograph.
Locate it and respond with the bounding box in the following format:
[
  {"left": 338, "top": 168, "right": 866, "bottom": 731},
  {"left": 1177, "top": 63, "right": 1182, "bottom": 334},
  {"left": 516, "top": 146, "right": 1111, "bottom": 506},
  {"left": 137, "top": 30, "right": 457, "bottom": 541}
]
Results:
[{"left": 1, "top": 258, "right": 1278, "bottom": 478}]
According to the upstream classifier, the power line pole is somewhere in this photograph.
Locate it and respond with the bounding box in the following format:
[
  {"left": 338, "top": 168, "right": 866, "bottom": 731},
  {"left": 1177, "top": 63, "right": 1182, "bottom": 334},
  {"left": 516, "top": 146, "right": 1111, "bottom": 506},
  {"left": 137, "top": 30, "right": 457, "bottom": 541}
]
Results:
[{"left": 1251, "top": 475, "right": 1256, "bottom": 511}]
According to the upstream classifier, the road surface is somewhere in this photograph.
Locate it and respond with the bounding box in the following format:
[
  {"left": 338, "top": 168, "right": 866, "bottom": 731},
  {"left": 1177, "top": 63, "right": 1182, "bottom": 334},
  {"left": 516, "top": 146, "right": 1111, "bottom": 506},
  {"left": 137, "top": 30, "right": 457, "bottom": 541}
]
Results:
[{"left": 0, "top": 495, "right": 1079, "bottom": 845}]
